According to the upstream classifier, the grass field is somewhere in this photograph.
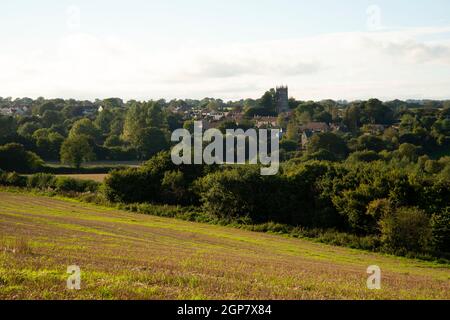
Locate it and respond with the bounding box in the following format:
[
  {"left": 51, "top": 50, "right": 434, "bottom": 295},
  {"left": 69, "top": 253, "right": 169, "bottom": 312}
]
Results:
[
  {"left": 45, "top": 161, "right": 142, "bottom": 168},
  {"left": 0, "top": 191, "right": 449, "bottom": 300},
  {"left": 56, "top": 174, "right": 108, "bottom": 182}
]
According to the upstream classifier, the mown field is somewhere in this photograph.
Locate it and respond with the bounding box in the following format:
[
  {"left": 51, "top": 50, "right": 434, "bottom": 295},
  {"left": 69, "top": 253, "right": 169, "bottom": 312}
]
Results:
[
  {"left": 55, "top": 174, "right": 108, "bottom": 182},
  {"left": 0, "top": 191, "right": 448, "bottom": 300}
]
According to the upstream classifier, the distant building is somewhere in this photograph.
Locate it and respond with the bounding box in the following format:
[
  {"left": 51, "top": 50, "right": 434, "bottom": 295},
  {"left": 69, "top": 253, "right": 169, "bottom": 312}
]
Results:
[
  {"left": 299, "top": 122, "right": 330, "bottom": 150},
  {"left": 362, "top": 124, "right": 385, "bottom": 135},
  {"left": 210, "top": 112, "right": 225, "bottom": 121},
  {"left": 330, "top": 123, "right": 348, "bottom": 132},
  {"left": 0, "top": 106, "right": 29, "bottom": 116},
  {"left": 299, "top": 122, "right": 330, "bottom": 132},
  {"left": 225, "top": 111, "right": 244, "bottom": 125},
  {"left": 0, "top": 108, "right": 12, "bottom": 116},
  {"left": 276, "top": 86, "right": 289, "bottom": 114},
  {"left": 254, "top": 116, "right": 278, "bottom": 128}
]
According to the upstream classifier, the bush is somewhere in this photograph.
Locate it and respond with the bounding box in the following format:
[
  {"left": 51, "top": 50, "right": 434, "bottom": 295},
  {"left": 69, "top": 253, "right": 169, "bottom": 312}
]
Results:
[
  {"left": 303, "top": 149, "right": 337, "bottom": 161},
  {"left": 347, "top": 150, "right": 381, "bottom": 163},
  {"left": 195, "top": 166, "right": 287, "bottom": 223},
  {"left": 104, "top": 167, "right": 157, "bottom": 203},
  {"left": 379, "top": 207, "right": 432, "bottom": 253},
  {"left": 0, "top": 143, "right": 43, "bottom": 173},
  {"left": 27, "top": 173, "right": 56, "bottom": 189},
  {"left": 280, "top": 139, "right": 298, "bottom": 152},
  {"left": 55, "top": 177, "right": 99, "bottom": 193},
  {"left": 430, "top": 207, "right": 450, "bottom": 253},
  {"left": 103, "top": 151, "right": 207, "bottom": 205},
  {"left": 0, "top": 172, "right": 27, "bottom": 187},
  {"left": 0, "top": 171, "right": 99, "bottom": 194}
]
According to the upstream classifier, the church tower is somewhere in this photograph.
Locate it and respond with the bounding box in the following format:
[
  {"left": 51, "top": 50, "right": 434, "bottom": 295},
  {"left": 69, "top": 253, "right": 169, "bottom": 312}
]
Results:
[{"left": 276, "top": 86, "right": 289, "bottom": 114}]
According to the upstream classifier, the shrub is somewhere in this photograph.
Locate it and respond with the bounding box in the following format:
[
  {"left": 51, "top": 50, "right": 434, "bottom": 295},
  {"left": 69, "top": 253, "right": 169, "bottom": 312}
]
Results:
[
  {"left": 366, "top": 199, "right": 392, "bottom": 222},
  {"left": 247, "top": 222, "right": 292, "bottom": 234},
  {"left": 27, "top": 173, "right": 56, "bottom": 189},
  {"left": 347, "top": 150, "right": 381, "bottom": 163},
  {"left": 195, "top": 166, "right": 287, "bottom": 223},
  {"left": 55, "top": 177, "right": 100, "bottom": 193},
  {"left": 0, "top": 172, "right": 27, "bottom": 187},
  {"left": 307, "top": 132, "right": 348, "bottom": 160},
  {"left": 103, "top": 151, "right": 207, "bottom": 205},
  {"left": 103, "top": 167, "right": 157, "bottom": 203},
  {"left": 303, "top": 149, "right": 337, "bottom": 162},
  {"left": 0, "top": 143, "right": 43, "bottom": 173},
  {"left": 430, "top": 207, "right": 450, "bottom": 253},
  {"left": 379, "top": 206, "right": 432, "bottom": 253},
  {"left": 280, "top": 139, "right": 298, "bottom": 152},
  {"left": 333, "top": 184, "right": 382, "bottom": 233},
  {"left": 161, "top": 170, "right": 187, "bottom": 204}
]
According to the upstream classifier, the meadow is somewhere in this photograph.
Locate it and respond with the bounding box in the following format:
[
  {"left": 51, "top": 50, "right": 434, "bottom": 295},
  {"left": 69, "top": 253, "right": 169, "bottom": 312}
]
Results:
[
  {"left": 0, "top": 191, "right": 449, "bottom": 300},
  {"left": 55, "top": 174, "right": 108, "bottom": 183}
]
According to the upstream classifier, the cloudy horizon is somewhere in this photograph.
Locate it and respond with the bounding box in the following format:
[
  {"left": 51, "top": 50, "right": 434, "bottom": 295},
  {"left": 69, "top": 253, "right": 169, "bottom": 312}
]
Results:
[{"left": 1, "top": 0, "right": 450, "bottom": 101}]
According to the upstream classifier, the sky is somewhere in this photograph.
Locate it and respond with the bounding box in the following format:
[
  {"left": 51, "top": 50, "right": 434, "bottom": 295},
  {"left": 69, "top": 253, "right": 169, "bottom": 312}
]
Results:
[{"left": 1, "top": 0, "right": 450, "bottom": 101}]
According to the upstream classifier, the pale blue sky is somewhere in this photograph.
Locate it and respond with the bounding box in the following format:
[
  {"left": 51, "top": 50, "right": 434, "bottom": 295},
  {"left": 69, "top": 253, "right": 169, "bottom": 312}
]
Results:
[{"left": 1, "top": 0, "right": 450, "bottom": 100}]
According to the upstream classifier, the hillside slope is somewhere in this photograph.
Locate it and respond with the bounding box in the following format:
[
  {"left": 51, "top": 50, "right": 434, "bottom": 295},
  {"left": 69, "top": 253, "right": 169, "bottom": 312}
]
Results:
[{"left": 0, "top": 191, "right": 448, "bottom": 299}]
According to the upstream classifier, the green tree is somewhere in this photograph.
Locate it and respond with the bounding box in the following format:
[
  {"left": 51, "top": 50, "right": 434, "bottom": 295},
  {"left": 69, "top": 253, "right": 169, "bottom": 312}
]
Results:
[
  {"left": 134, "top": 127, "right": 169, "bottom": 160},
  {"left": 34, "top": 101, "right": 58, "bottom": 116},
  {"left": 161, "top": 170, "right": 186, "bottom": 203},
  {"left": 430, "top": 207, "right": 450, "bottom": 253},
  {"left": 280, "top": 139, "right": 298, "bottom": 152},
  {"left": 398, "top": 143, "right": 420, "bottom": 162},
  {"left": 123, "top": 102, "right": 164, "bottom": 143},
  {"left": 354, "top": 135, "right": 386, "bottom": 152},
  {"left": 307, "top": 132, "right": 348, "bottom": 159},
  {"left": 104, "top": 135, "right": 123, "bottom": 147},
  {"left": 60, "top": 136, "right": 96, "bottom": 169},
  {"left": 146, "top": 102, "right": 166, "bottom": 128},
  {"left": 343, "top": 104, "right": 361, "bottom": 132},
  {"left": 102, "top": 98, "right": 123, "bottom": 109},
  {"left": 69, "top": 119, "right": 101, "bottom": 143},
  {"left": 17, "top": 122, "right": 40, "bottom": 138},
  {"left": 286, "top": 121, "right": 299, "bottom": 140},
  {"left": 379, "top": 207, "right": 431, "bottom": 253},
  {"left": 95, "top": 108, "right": 114, "bottom": 134},
  {"left": 0, "top": 116, "right": 17, "bottom": 138},
  {"left": 0, "top": 143, "right": 43, "bottom": 172},
  {"left": 42, "top": 110, "right": 64, "bottom": 128},
  {"left": 32, "top": 129, "right": 64, "bottom": 160}
]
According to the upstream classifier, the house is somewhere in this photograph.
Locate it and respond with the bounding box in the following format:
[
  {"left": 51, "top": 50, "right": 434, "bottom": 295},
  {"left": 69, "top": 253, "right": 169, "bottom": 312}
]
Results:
[
  {"left": 0, "top": 106, "right": 30, "bottom": 116},
  {"left": 299, "top": 122, "right": 330, "bottom": 149},
  {"left": 254, "top": 116, "right": 278, "bottom": 128},
  {"left": 299, "top": 122, "right": 330, "bottom": 132},
  {"left": 362, "top": 124, "right": 386, "bottom": 134},
  {"left": 225, "top": 111, "right": 244, "bottom": 125},
  {"left": 210, "top": 112, "right": 225, "bottom": 121},
  {"left": 330, "top": 123, "right": 348, "bottom": 132},
  {"left": 0, "top": 108, "right": 13, "bottom": 116}
]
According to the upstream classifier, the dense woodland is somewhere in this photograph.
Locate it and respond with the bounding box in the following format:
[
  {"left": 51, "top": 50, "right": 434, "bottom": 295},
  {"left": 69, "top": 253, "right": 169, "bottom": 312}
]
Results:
[{"left": 0, "top": 92, "right": 449, "bottom": 260}]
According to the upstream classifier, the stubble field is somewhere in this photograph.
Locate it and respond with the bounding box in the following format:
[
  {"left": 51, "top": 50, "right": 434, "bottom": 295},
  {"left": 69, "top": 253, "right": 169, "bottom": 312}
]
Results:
[{"left": 0, "top": 191, "right": 448, "bottom": 300}]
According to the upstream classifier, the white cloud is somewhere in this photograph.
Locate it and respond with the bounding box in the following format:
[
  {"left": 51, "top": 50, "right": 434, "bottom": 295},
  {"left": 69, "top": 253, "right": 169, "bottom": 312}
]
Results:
[{"left": 1, "top": 26, "right": 450, "bottom": 101}]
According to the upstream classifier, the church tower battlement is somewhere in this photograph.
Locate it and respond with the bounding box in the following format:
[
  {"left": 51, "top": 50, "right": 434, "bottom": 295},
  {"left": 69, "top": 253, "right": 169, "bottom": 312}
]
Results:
[{"left": 276, "top": 86, "right": 289, "bottom": 114}]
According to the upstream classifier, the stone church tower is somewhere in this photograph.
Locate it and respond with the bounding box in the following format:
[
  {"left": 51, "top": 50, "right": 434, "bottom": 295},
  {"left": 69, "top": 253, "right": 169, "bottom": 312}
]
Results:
[{"left": 276, "top": 86, "right": 289, "bottom": 114}]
